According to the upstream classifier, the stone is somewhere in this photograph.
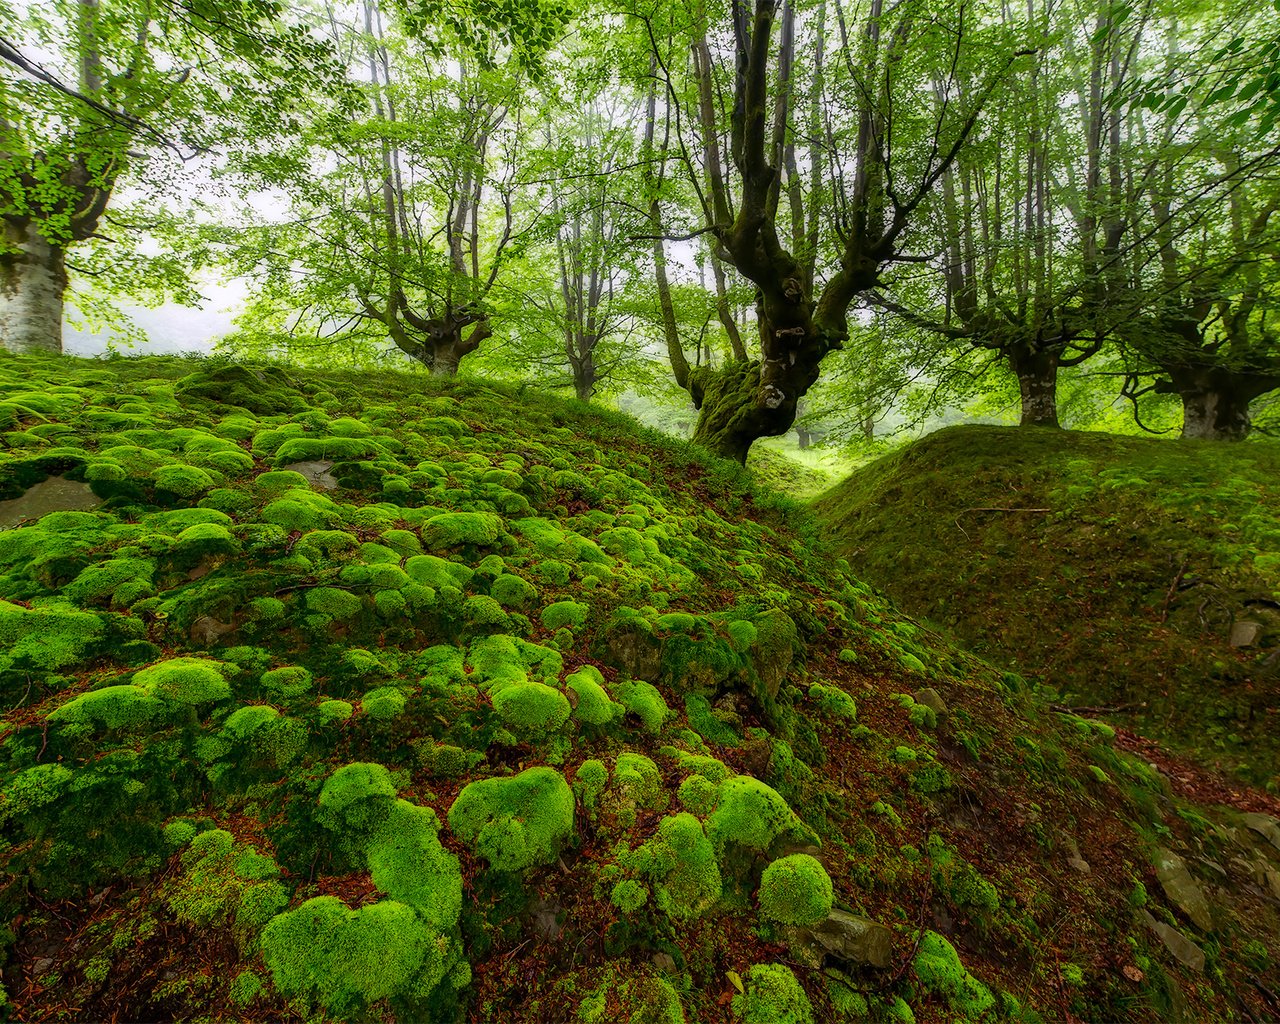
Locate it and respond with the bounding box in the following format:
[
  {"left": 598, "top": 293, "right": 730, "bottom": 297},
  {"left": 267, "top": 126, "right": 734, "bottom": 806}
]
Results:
[
  {"left": 1228, "top": 620, "right": 1262, "bottom": 648},
  {"left": 1064, "top": 836, "right": 1091, "bottom": 875},
  {"left": 1153, "top": 848, "right": 1213, "bottom": 931},
  {"left": 785, "top": 910, "right": 894, "bottom": 969},
  {"left": 604, "top": 619, "right": 661, "bottom": 682},
  {"left": 1241, "top": 812, "right": 1280, "bottom": 853},
  {"left": 281, "top": 460, "right": 338, "bottom": 490},
  {"left": 190, "top": 615, "right": 236, "bottom": 645},
  {"left": 526, "top": 896, "right": 563, "bottom": 942},
  {"left": 740, "top": 737, "right": 772, "bottom": 778},
  {"left": 0, "top": 476, "right": 99, "bottom": 529},
  {"left": 1268, "top": 869, "right": 1280, "bottom": 901},
  {"left": 914, "top": 687, "right": 949, "bottom": 721},
  {"left": 651, "top": 952, "right": 677, "bottom": 974},
  {"left": 1140, "top": 910, "right": 1205, "bottom": 973}
]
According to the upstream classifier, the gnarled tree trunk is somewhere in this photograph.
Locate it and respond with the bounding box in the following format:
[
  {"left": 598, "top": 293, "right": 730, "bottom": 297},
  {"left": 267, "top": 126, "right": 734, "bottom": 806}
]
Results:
[
  {"left": 1157, "top": 367, "right": 1271, "bottom": 440},
  {"left": 1008, "top": 345, "right": 1061, "bottom": 427},
  {"left": 0, "top": 221, "right": 67, "bottom": 354}
]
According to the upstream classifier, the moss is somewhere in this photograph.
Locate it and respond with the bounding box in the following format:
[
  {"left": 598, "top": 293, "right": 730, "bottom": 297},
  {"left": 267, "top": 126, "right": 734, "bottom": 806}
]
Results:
[
  {"left": 255, "top": 470, "right": 310, "bottom": 495},
  {"left": 152, "top": 464, "right": 217, "bottom": 497},
  {"left": 573, "top": 759, "right": 608, "bottom": 813},
  {"left": 537, "top": 559, "right": 571, "bottom": 585},
  {"left": 261, "top": 896, "right": 453, "bottom": 1017},
  {"left": 912, "top": 930, "right": 995, "bottom": 1018},
  {"left": 491, "top": 573, "right": 538, "bottom": 610},
  {"left": 49, "top": 684, "right": 166, "bottom": 730},
  {"left": 677, "top": 774, "right": 718, "bottom": 816},
  {"left": 305, "top": 587, "right": 363, "bottom": 621},
  {"left": 317, "top": 762, "right": 398, "bottom": 836},
  {"left": 613, "top": 752, "right": 666, "bottom": 812},
  {"left": 463, "top": 595, "right": 512, "bottom": 632},
  {"left": 134, "top": 657, "right": 232, "bottom": 705},
  {"left": 542, "top": 600, "right": 589, "bottom": 630},
  {"left": 317, "top": 699, "right": 354, "bottom": 724},
  {"left": 809, "top": 684, "right": 857, "bottom": 722},
  {"left": 565, "top": 667, "right": 623, "bottom": 727},
  {"left": 706, "top": 776, "right": 808, "bottom": 856},
  {"left": 758, "top": 854, "right": 833, "bottom": 927},
  {"left": 422, "top": 511, "right": 504, "bottom": 548},
  {"left": 621, "top": 812, "right": 721, "bottom": 921},
  {"left": 611, "top": 879, "right": 649, "bottom": 914},
  {"left": 610, "top": 679, "right": 668, "bottom": 734},
  {"left": 491, "top": 683, "right": 571, "bottom": 735},
  {"left": 366, "top": 799, "right": 463, "bottom": 928},
  {"left": 63, "top": 557, "right": 155, "bottom": 604},
  {"left": 362, "top": 686, "right": 408, "bottom": 721},
  {"left": 0, "top": 600, "right": 103, "bottom": 670},
  {"left": 731, "top": 963, "right": 814, "bottom": 1024},
  {"left": 447, "top": 767, "right": 575, "bottom": 872},
  {"left": 262, "top": 666, "right": 313, "bottom": 700},
  {"left": 406, "top": 554, "right": 474, "bottom": 589}
]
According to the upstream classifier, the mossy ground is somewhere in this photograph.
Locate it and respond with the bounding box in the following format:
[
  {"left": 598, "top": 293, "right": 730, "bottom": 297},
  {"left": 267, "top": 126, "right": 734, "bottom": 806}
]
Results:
[
  {"left": 814, "top": 424, "right": 1280, "bottom": 789},
  {"left": 0, "top": 359, "right": 1277, "bottom": 1023}
]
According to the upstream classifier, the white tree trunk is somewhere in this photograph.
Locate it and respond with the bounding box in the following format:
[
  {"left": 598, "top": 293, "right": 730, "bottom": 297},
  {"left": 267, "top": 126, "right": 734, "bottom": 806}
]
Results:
[{"left": 1, "top": 222, "right": 66, "bottom": 355}]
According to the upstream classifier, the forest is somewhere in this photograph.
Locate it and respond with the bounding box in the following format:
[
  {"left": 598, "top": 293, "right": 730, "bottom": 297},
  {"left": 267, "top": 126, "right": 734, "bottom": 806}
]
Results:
[{"left": 1, "top": 0, "right": 1279, "bottom": 1022}]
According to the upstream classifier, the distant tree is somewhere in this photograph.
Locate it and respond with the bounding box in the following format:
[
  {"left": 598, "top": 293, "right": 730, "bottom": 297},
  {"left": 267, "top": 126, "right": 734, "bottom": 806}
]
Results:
[{"left": 0, "top": 0, "right": 332, "bottom": 353}]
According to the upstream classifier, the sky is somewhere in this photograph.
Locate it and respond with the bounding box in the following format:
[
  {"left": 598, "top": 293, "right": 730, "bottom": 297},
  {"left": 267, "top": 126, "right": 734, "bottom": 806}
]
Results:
[{"left": 63, "top": 278, "right": 247, "bottom": 358}]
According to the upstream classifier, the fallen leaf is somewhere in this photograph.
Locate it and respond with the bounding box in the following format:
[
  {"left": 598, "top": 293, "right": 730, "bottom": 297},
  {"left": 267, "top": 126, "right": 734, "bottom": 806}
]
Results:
[
  {"left": 1123, "top": 964, "right": 1144, "bottom": 982},
  {"left": 726, "top": 970, "right": 744, "bottom": 994}
]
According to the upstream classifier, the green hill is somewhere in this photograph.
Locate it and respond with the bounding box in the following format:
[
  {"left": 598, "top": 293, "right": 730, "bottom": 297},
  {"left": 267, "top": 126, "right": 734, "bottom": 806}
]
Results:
[
  {"left": 0, "top": 357, "right": 1277, "bottom": 1023},
  {"left": 814, "top": 424, "right": 1280, "bottom": 789}
]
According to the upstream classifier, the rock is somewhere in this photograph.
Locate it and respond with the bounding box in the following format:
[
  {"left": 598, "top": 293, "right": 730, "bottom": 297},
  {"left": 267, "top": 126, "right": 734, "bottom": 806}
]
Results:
[
  {"left": 526, "top": 896, "right": 563, "bottom": 942},
  {"left": 1229, "top": 620, "right": 1263, "bottom": 648},
  {"left": 1268, "top": 868, "right": 1280, "bottom": 901},
  {"left": 740, "top": 737, "right": 772, "bottom": 778},
  {"left": 785, "top": 910, "right": 894, "bottom": 969},
  {"left": 189, "top": 615, "right": 236, "bottom": 645},
  {"left": 604, "top": 619, "right": 661, "bottom": 682},
  {"left": 1140, "top": 910, "right": 1206, "bottom": 972},
  {"left": 914, "top": 687, "right": 949, "bottom": 721},
  {"left": 651, "top": 952, "right": 677, "bottom": 974},
  {"left": 281, "top": 459, "right": 339, "bottom": 490},
  {"left": 1241, "top": 812, "right": 1280, "bottom": 853},
  {"left": 0, "top": 476, "right": 99, "bottom": 529},
  {"left": 1064, "top": 836, "right": 1091, "bottom": 875},
  {"left": 750, "top": 609, "right": 798, "bottom": 699},
  {"left": 1154, "top": 848, "right": 1214, "bottom": 931}
]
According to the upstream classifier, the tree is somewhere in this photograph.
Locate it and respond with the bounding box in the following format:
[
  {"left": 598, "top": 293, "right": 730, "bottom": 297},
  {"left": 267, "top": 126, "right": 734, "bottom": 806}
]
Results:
[
  {"left": 0, "top": 0, "right": 333, "bottom": 354},
  {"left": 220, "top": 0, "right": 550, "bottom": 375},
  {"left": 638, "top": 0, "right": 1028, "bottom": 462}
]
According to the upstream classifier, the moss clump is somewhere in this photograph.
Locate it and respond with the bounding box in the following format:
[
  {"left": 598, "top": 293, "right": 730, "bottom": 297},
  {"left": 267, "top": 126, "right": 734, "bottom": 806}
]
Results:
[
  {"left": 706, "top": 776, "right": 808, "bottom": 856},
  {"left": 62, "top": 558, "right": 155, "bottom": 604},
  {"left": 362, "top": 686, "right": 408, "bottom": 721},
  {"left": 573, "top": 759, "right": 608, "bottom": 813},
  {"left": 611, "top": 879, "right": 649, "bottom": 914},
  {"left": 491, "top": 683, "right": 571, "bottom": 735},
  {"left": 758, "top": 854, "right": 833, "bottom": 927},
  {"left": 261, "top": 896, "right": 453, "bottom": 1017},
  {"left": 134, "top": 657, "right": 231, "bottom": 705},
  {"left": 262, "top": 666, "right": 313, "bottom": 700},
  {"left": 610, "top": 678, "right": 668, "bottom": 734},
  {"left": 565, "top": 667, "right": 622, "bottom": 727},
  {"left": 463, "top": 595, "right": 511, "bottom": 632},
  {"left": 0, "top": 600, "right": 103, "bottom": 671},
  {"left": 621, "top": 812, "right": 721, "bottom": 921},
  {"left": 317, "top": 762, "right": 398, "bottom": 836},
  {"left": 305, "top": 587, "right": 363, "bottom": 622},
  {"left": 809, "top": 683, "right": 857, "bottom": 722},
  {"left": 912, "top": 930, "right": 995, "bottom": 1018},
  {"left": 542, "top": 600, "right": 588, "bottom": 630},
  {"left": 613, "top": 752, "right": 666, "bottom": 812},
  {"left": 273, "top": 436, "right": 383, "bottom": 464},
  {"left": 422, "top": 511, "right": 504, "bottom": 548},
  {"left": 366, "top": 800, "right": 463, "bottom": 929},
  {"left": 152, "top": 464, "right": 217, "bottom": 497},
  {"left": 448, "top": 767, "right": 575, "bottom": 872},
  {"left": 491, "top": 573, "right": 538, "bottom": 610},
  {"left": 49, "top": 685, "right": 166, "bottom": 730},
  {"left": 731, "top": 963, "right": 814, "bottom": 1024},
  {"left": 317, "top": 699, "right": 354, "bottom": 724}
]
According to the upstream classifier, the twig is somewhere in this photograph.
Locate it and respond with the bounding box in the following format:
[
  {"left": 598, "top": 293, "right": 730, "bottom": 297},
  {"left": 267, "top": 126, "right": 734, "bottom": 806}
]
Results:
[{"left": 1161, "top": 558, "right": 1189, "bottom": 623}]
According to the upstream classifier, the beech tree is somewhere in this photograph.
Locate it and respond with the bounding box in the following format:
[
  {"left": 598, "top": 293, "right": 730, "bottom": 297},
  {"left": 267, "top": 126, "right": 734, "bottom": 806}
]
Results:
[
  {"left": 0, "top": 0, "right": 332, "bottom": 354},
  {"left": 639, "top": 0, "right": 1029, "bottom": 462}
]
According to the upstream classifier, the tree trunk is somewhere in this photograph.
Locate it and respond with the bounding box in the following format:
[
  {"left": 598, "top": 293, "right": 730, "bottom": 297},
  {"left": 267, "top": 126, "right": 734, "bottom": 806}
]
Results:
[
  {"left": 1008, "top": 346, "right": 1060, "bottom": 427},
  {"left": 0, "top": 221, "right": 67, "bottom": 354},
  {"left": 1159, "top": 367, "right": 1261, "bottom": 440}
]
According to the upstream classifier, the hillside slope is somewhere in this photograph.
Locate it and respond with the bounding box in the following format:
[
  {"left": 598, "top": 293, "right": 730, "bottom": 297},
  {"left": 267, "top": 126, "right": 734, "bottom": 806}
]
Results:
[
  {"left": 814, "top": 424, "right": 1280, "bottom": 789},
  {"left": 0, "top": 358, "right": 1277, "bottom": 1023}
]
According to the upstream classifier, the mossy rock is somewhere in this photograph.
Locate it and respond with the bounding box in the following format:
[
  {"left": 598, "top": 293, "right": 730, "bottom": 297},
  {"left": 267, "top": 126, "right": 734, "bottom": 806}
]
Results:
[{"left": 447, "top": 767, "right": 575, "bottom": 872}]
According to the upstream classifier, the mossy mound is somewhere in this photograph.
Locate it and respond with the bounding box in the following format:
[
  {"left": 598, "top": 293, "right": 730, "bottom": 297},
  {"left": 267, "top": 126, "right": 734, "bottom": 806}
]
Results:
[
  {"left": 814, "top": 424, "right": 1280, "bottom": 788},
  {"left": 0, "top": 356, "right": 1277, "bottom": 1024}
]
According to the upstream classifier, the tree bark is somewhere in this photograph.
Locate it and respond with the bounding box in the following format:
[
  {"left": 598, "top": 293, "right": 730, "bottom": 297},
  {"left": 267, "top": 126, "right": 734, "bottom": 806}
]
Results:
[
  {"left": 1008, "top": 345, "right": 1061, "bottom": 427},
  {"left": 0, "top": 221, "right": 67, "bottom": 354},
  {"left": 1157, "top": 367, "right": 1265, "bottom": 440}
]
